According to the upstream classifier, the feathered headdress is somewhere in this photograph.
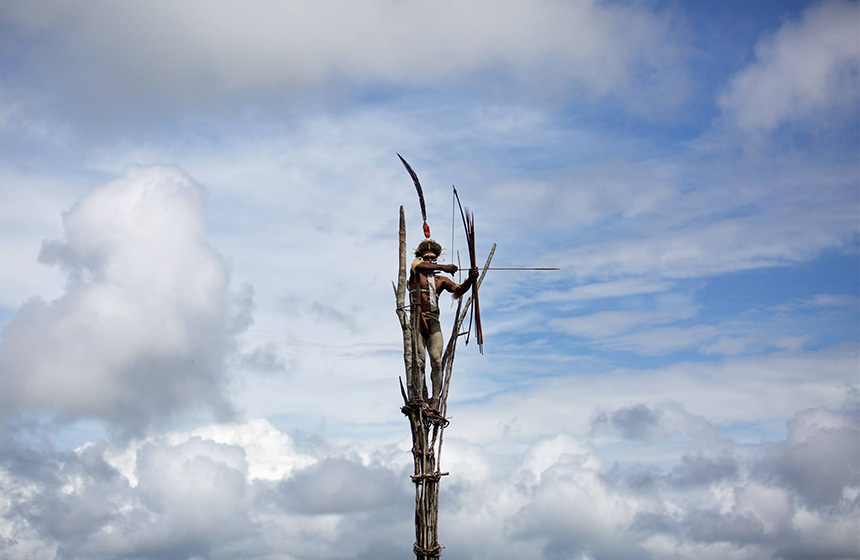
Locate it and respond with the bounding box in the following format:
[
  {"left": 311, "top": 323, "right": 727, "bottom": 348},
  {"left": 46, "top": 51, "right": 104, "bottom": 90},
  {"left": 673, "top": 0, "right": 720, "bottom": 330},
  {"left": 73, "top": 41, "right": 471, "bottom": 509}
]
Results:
[{"left": 414, "top": 239, "right": 443, "bottom": 257}]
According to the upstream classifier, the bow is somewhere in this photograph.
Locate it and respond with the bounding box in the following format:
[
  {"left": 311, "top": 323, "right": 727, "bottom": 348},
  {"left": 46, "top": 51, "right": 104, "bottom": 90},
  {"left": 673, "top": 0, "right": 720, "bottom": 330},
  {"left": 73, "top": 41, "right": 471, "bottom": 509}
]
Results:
[{"left": 453, "top": 185, "right": 483, "bottom": 353}]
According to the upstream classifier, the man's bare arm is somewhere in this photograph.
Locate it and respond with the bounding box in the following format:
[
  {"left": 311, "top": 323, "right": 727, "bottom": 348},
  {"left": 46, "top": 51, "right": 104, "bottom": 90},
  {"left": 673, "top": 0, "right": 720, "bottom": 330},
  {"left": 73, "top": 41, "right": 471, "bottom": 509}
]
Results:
[
  {"left": 444, "top": 267, "right": 479, "bottom": 297},
  {"left": 414, "top": 262, "right": 458, "bottom": 275}
]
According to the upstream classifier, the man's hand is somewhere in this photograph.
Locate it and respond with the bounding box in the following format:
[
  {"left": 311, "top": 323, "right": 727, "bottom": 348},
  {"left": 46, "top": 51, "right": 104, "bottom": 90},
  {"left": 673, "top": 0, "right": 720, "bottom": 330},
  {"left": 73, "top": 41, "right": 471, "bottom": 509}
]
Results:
[
  {"left": 441, "top": 264, "right": 458, "bottom": 274},
  {"left": 468, "top": 266, "right": 479, "bottom": 280}
]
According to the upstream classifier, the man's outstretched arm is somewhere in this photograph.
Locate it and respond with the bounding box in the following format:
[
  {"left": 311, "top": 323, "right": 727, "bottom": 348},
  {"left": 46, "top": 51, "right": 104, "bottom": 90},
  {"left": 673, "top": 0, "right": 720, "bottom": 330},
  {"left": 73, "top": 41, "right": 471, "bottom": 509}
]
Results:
[{"left": 414, "top": 261, "right": 458, "bottom": 275}]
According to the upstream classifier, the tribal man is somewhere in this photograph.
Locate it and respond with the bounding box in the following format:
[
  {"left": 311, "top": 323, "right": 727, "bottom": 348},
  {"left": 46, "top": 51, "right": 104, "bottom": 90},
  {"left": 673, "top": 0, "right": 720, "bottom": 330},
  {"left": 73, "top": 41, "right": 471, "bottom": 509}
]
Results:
[{"left": 409, "top": 239, "right": 478, "bottom": 411}]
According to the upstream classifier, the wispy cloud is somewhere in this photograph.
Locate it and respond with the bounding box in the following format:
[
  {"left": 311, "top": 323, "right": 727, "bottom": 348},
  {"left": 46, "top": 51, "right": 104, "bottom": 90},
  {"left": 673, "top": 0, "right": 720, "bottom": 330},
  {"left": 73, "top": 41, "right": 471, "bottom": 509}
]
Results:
[{"left": 718, "top": 0, "right": 860, "bottom": 133}]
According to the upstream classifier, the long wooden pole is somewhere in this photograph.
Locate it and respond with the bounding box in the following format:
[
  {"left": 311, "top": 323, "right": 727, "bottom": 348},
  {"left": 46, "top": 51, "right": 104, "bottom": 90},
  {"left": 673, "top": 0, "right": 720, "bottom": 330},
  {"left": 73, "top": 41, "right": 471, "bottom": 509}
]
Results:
[
  {"left": 396, "top": 206, "right": 440, "bottom": 559},
  {"left": 396, "top": 206, "right": 496, "bottom": 559}
]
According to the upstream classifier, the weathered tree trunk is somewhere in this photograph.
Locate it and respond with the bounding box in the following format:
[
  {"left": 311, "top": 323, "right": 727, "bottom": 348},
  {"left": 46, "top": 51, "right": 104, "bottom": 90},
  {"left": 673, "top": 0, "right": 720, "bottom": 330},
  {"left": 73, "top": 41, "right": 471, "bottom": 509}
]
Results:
[{"left": 394, "top": 206, "right": 495, "bottom": 559}]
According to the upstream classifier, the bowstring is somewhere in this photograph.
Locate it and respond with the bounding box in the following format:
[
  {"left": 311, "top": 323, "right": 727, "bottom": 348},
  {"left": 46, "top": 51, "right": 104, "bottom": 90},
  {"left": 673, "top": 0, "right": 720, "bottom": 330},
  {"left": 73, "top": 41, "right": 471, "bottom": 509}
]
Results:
[{"left": 451, "top": 186, "right": 459, "bottom": 282}]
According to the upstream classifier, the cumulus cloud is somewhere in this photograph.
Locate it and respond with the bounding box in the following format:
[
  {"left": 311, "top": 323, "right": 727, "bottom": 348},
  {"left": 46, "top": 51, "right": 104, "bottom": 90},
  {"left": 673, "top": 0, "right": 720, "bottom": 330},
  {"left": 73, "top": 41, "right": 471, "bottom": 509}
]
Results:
[
  {"left": 449, "top": 408, "right": 858, "bottom": 559},
  {"left": 0, "top": 165, "right": 247, "bottom": 431},
  {"left": 666, "top": 453, "right": 738, "bottom": 489},
  {"left": 588, "top": 402, "right": 724, "bottom": 448},
  {"left": 277, "top": 458, "right": 407, "bottom": 515},
  {"left": 719, "top": 0, "right": 860, "bottom": 133},
  {"left": 1, "top": 432, "right": 259, "bottom": 560},
  {"left": 626, "top": 409, "right": 860, "bottom": 560},
  {"left": 756, "top": 405, "right": 860, "bottom": 510},
  {"left": 0, "top": 419, "right": 412, "bottom": 560},
  {"left": 2, "top": 408, "right": 859, "bottom": 560},
  {"left": 592, "top": 404, "right": 667, "bottom": 440}
]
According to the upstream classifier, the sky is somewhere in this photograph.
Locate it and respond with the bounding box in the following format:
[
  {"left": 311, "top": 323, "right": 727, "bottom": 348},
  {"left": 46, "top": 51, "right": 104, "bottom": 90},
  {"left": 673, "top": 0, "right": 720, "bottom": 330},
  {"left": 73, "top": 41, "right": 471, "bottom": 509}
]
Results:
[{"left": 0, "top": 1, "right": 858, "bottom": 559}]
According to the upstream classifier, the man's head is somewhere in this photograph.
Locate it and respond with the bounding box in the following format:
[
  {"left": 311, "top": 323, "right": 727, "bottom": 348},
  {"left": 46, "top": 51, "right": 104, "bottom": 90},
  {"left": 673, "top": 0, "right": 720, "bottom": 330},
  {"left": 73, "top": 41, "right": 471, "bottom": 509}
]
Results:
[{"left": 414, "top": 239, "right": 443, "bottom": 259}]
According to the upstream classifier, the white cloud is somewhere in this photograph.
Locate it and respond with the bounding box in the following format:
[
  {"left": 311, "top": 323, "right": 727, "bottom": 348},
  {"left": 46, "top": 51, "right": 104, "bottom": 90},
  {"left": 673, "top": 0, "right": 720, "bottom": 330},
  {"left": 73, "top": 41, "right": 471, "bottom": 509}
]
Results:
[
  {"left": 550, "top": 304, "right": 698, "bottom": 339},
  {"left": 0, "top": 166, "right": 245, "bottom": 430},
  {"left": 2, "top": 400, "right": 858, "bottom": 559},
  {"left": 535, "top": 278, "right": 676, "bottom": 304},
  {"left": 188, "top": 419, "right": 315, "bottom": 481},
  {"left": 446, "top": 406, "right": 857, "bottom": 559},
  {"left": 541, "top": 291, "right": 855, "bottom": 357},
  {"left": 507, "top": 441, "right": 647, "bottom": 559},
  {"left": 757, "top": 406, "right": 860, "bottom": 509},
  {"left": 734, "top": 483, "right": 793, "bottom": 534},
  {"left": 549, "top": 211, "right": 848, "bottom": 282},
  {"left": 0, "top": 0, "right": 687, "bottom": 126},
  {"left": 0, "top": 3, "right": 856, "bottom": 558},
  {"left": 451, "top": 345, "right": 857, "bottom": 448},
  {"left": 719, "top": 0, "right": 860, "bottom": 132},
  {"left": 487, "top": 157, "right": 682, "bottom": 231},
  {"left": 0, "top": 419, "right": 414, "bottom": 560},
  {"left": 485, "top": 140, "right": 857, "bottom": 299}
]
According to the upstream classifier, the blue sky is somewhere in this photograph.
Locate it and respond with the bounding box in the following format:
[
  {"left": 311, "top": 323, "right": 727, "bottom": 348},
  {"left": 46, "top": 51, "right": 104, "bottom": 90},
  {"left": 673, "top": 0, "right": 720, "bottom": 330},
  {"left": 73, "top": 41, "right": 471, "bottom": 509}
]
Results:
[{"left": 1, "top": 1, "right": 858, "bottom": 559}]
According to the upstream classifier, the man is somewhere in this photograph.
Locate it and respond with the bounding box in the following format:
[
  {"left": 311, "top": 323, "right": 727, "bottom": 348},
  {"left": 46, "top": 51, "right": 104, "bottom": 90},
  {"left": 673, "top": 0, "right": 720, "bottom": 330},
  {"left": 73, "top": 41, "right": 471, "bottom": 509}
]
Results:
[{"left": 408, "top": 239, "right": 478, "bottom": 411}]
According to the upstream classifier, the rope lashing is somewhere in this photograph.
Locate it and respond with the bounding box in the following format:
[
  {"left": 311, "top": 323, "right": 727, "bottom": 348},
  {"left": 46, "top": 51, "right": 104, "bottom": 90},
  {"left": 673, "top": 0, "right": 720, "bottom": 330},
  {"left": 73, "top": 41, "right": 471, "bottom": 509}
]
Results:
[
  {"left": 410, "top": 472, "right": 448, "bottom": 483},
  {"left": 401, "top": 403, "right": 450, "bottom": 427},
  {"left": 413, "top": 543, "right": 443, "bottom": 557}
]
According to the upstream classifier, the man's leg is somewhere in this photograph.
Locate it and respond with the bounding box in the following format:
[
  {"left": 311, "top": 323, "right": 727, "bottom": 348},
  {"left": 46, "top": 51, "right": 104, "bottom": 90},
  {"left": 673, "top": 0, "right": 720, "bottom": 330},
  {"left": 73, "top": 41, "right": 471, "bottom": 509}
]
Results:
[
  {"left": 427, "top": 319, "right": 444, "bottom": 409},
  {"left": 413, "top": 326, "right": 429, "bottom": 401}
]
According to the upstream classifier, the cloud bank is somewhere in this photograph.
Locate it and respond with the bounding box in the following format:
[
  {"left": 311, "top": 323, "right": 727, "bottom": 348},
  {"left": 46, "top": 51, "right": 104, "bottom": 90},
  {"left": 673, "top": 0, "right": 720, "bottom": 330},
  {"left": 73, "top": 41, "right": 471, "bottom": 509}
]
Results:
[{"left": 1, "top": 407, "right": 857, "bottom": 560}]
